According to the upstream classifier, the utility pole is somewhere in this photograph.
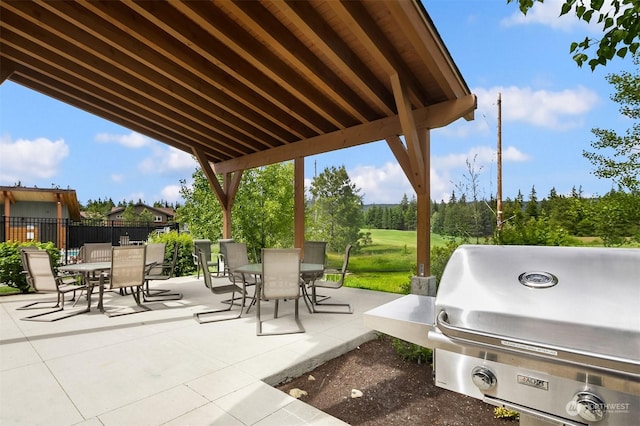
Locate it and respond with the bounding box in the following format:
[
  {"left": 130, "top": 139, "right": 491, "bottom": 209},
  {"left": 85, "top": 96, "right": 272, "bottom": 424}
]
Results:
[{"left": 497, "top": 93, "right": 503, "bottom": 231}]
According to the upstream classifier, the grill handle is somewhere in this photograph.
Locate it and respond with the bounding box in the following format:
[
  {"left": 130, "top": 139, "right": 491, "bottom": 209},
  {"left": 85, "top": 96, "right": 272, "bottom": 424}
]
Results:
[{"left": 436, "top": 311, "right": 640, "bottom": 375}]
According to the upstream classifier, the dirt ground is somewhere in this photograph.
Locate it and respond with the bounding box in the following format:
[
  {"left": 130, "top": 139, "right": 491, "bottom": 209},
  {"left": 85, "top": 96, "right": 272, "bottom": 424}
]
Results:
[{"left": 276, "top": 335, "right": 511, "bottom": 426}]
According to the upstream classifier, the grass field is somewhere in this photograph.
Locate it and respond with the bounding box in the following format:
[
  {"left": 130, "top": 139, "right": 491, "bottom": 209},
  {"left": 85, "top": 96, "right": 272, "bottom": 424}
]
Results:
[{"left": 326, "top": 229, "right": 452, "bottom": 294}]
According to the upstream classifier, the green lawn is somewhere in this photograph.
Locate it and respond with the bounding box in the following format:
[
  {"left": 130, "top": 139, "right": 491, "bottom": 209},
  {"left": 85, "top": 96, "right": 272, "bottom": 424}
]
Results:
[{"left": 326, "top": 229, "right": 452, "bottom": 294}]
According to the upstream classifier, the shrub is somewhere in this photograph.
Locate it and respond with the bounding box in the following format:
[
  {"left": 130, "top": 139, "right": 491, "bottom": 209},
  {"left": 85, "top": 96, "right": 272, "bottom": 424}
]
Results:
[
  {"left": 0, "top": 241, "right": 61, "bottom": 293},
  {"left": 148, "top": 231, "right": 196, "bottom": 277},
  {"left": 390, "top": 337, "right": 433, "bottom": 365},
  {"left": 494, "top": 407, "right": 520, "bottom": 421}
]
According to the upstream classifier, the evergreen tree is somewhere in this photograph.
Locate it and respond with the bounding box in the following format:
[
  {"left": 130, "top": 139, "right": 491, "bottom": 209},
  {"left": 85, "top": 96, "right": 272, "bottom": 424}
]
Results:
[
  {"left": 307, "top": 165, "right": 364, "bottom": 252},
  {"left": 525, "top": 185, "right": 539, "bottom": 219}
]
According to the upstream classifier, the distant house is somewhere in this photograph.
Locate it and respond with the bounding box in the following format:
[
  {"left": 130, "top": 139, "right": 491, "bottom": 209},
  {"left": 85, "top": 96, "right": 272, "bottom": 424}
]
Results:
[
  {"left": 0, "top": 186, "right": 81, "bottom": 248},
  {"left": 106, "top": 203, "right": 175, "bottom": 225}
]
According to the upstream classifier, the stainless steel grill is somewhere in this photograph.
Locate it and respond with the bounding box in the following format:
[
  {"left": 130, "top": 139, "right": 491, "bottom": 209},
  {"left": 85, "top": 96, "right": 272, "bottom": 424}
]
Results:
[{"left": 365, "top": 245, "right": 640, "bottom": 426}]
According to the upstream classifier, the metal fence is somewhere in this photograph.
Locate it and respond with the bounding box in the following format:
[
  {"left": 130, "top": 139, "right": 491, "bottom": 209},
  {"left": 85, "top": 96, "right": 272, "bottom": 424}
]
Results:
[{"left": 1, "top": 216, "right": 179, "bottom": 263}]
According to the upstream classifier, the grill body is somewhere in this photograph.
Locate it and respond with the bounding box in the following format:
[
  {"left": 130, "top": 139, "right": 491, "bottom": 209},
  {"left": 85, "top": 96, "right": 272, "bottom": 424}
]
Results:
[
  {"left": 364, "top": 245, "right": 640, "bottom": 426},
  {"left": 429, "top": 245, "right": 640, "bottom": 425}
]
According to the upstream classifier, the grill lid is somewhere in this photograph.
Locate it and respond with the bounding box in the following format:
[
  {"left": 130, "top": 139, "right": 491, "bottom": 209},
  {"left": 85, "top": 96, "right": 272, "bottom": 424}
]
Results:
[{"left": 435, "top": 245, "right": 640, "bottom": 367}]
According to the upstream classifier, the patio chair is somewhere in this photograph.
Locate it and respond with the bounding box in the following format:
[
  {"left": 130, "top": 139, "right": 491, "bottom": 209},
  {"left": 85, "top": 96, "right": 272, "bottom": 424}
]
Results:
[
  {"left": 193, "top": 249, "right": 245, "bottom": 323},
  {"left": 193, "top": 239, "right": 218, "bottom": 278},
  {"left": 225, "top": 242, "right": 258, "bottom": 312},
  {"left": 309, "top": 244, "right": 353, "bottom": 314},
  {"left": 81, "top": 242, "right": 112, "bottom": 262},
  {"left": 98, "top": 246, "right": 150, "bottom": 317},
  {"left": 18, "top": 250, "right": 89, "bottom": 321},
  {"left": 217, "top": 238, "right": 235, "bottom": 277},
  {"left": 302, "top": 240, "right": 328, "bottom": 300},
  {"left": 257, "top": 248, "right": 305, "bottom": 336},
  {"left": 143, "top": 243, "right": 182, "bottom": 301}
]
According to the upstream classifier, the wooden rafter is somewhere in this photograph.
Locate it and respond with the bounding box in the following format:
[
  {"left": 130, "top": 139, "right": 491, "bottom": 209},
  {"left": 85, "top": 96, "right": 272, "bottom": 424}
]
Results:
[{"left": 0, "top": 0, "right": 475, "bottom": 273}]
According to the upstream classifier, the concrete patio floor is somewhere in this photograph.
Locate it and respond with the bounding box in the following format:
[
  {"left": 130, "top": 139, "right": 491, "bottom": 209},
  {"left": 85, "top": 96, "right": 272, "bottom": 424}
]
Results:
[{"left": 0, "top": 275, "right": 400, "bottom": 425}]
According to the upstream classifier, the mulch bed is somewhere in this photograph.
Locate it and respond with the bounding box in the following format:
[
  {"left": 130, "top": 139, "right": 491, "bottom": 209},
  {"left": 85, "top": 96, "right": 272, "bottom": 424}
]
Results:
[{"left": 276, "top": 335, "right": 511, "bottom": 425}]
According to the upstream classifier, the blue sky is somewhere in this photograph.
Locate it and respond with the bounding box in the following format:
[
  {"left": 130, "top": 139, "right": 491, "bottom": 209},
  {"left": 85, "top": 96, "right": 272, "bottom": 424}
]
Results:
[{"left": 0, "top": 0, "right": 632, "bottom": 206}]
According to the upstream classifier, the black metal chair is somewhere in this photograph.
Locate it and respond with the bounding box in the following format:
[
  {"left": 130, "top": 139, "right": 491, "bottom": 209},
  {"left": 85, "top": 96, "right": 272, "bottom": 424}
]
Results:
[
  {"left": 98, "top": 246, "right": 150, "bottom": 317},
  {"left": 143, "top": 243, "right": 182, "bottom": 301},
  {"left": 257, "top": 248, "right": 305, "bottom": 336},
  {"left": 193, "top": 249, "right": 245, "bottom": 323},
  {"left": 18, "top": 249, "right": 89, "bottom": 321},
  {"left": 308, "top": 244, "right": 353, "bottom": 314}
]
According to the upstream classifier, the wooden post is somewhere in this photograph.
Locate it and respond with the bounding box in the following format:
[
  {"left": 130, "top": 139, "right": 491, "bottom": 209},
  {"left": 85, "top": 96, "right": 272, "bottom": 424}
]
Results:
[
  {"left": 416, "top": 129, "right": 431, "bottom": 276},
  {"left": 3, "top": 191, "right": 11, "bottom": 242},
  {"left": 294, "top": 158, "right": 305, "bottom": 249},
  {"left": 56, "top": 193, "right": 63, "bottom": 249}
]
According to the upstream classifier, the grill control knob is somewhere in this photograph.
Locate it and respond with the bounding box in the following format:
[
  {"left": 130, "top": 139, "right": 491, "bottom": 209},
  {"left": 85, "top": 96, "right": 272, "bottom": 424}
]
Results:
[
  {"left": 471, "top": 367, "right": 496, "bottom": 391},
  {"left": 574, "top": 391, "right": 606, "bottom": 422}
]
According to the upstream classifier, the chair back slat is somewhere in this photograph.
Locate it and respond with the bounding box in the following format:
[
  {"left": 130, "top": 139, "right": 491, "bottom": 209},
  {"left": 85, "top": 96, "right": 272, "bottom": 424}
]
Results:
[
  {"left": 303, "top": 241, "right": 327, "bottom": 265},
  {"left": 82, "top": 243, "right": 112, "bottom": 262},
  {"left": 340, "top": 244, "right": 353, "bottom": 276},
  {"left": 262, "top": 248, "right": 301, "bottom": 299},
  {"left": 24, "top": 251, "right": 58, "bottom": 292},
  {"left": 225, "top": 243, "right": 249, "bottom": 269},
  {"left": 225, "top": 242, "right": 258, "bottom": 285},
  {"left": 198, "top": 250, "right": 213, "bottom": 290},
  {"left": 145, "top": 243, "right": 166, "bottom": 275},
  {"left": 109, "top": 246, "right": 146, "bottom": 289},
  {"left": 193, "top": 240, "right": 211, "bottom": 262}
]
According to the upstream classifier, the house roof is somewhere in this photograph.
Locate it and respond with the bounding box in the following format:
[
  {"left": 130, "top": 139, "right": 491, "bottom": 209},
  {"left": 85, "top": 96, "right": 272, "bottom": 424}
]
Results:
[
  {"left": 107, "top": 204, "right": 175, "bottom": 219},
  {"left": 0, "top": 186, "right": 81, "bottom": 220},
  {"left": 0, "top": 0, "right": 474, "bottom": 175}
]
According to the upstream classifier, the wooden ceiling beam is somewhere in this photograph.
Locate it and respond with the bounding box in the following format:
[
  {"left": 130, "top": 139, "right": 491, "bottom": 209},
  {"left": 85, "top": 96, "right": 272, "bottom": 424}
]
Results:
[
  {"left": 185, "top": 0, "right": 362, "bottom": 127},
  {"left": 221, "top": 0, "right": 377, "bottom": 124},
  {"left": 0, "top": 60, "right": 14, "bottom": 84},
  {"left": 35, "top": 0, "right": 288, "bottom": 151},
  {"left": 0, "top": 23, "right": 243, "bottom": 160},
  {"left": 386, "top": 135, "right": 418, "bottom": 191},
  {"left": 29, "top": 1, "right": 301, "bottom": 145},
  {"left": 11, "top": 71, "right": 221, "bottom": 161},
  {"left": 212, "top": 95, "right": 474, "bottom": 174},
  {"left": 193, "top": 148, "right": 228, "bottom": 208},
  {"left": 120, "top": 0, "right": 331, "bottom": 136},
  {"left": 327, "top": 0, "right": 426, "bottom": 108},
  {"left": 391, "top": 73, "right": 425, "bottom": 191},
  {"left": 388, "top": 1, "right": 471, "bottom": 100},
  {"left": 276, "top": 0, "right": 395, "bottom": 117}
]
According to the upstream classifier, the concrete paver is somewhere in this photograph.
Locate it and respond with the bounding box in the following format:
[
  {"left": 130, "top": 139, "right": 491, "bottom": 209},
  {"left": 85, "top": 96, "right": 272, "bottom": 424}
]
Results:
[{"left": 0, "top": 275, "right": 399, "bottom": 425}]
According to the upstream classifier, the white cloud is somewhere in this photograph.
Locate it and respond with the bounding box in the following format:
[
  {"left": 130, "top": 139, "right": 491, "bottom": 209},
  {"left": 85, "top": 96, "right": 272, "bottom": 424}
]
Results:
[
  {"left": 139, "top": 145, "right": 197, "bottom": 174},
  {"left": 160, "top": 184, "right": 182, "bottom": 203},
  {"left": 435, "top": 117, "right": 490, "bottom": 138},
  {"left": 501, "top": 0, "right": 622, "bottom": 33},
  {"left": 501, "top": 0, "right": 588, "bottom": 31},
  {"left": 111, "top": 174, "right": 125, "bottom": 183},
  {"left": 474, "top": 85, "right": 599, "bottom": 130},
  {"left": 342, "top": 144, "right": 531, "bottom": 204},
  {"left": 0, "top": 136, "right": 69, "bottom": 183},
  {"left": 95, "top": 131, "right": 151, "bottom": 148},
  {"left": 349, "top": 162, "right": 413, "bottom": 204},
  {"left": 503, "top": 145, "right": 531, "bottom": 162}
]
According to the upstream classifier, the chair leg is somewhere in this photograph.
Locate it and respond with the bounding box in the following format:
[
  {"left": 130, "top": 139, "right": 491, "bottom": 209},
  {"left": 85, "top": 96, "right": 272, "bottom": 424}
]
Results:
[
  {"left": 20, "top": 291, "right": 89, "bottom": 322},
  {"left": 17, "top": 298, "right": 62, "bottom": 310},
  {"left": 310, "top": 285, "right": 352, "bottom": 314},
  {"left": 194, "top": 289, "right": 244, "bottom": 324},
  {"left": 257, "top": 297, "right": 305, "bottom": 336},
  {"left": 142, "top": 280, "right": 182, "bottom": 302},
  {"left": 101, "top": 286, "right": 151, "bottom": 317}
]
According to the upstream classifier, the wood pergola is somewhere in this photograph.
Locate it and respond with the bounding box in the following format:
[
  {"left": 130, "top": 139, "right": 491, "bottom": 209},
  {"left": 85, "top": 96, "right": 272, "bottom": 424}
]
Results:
[{"left": 0, "top": 0, "right": 475, "bottom": 276}]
